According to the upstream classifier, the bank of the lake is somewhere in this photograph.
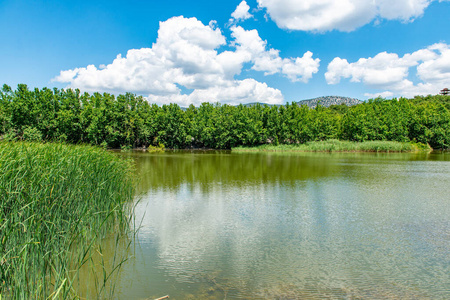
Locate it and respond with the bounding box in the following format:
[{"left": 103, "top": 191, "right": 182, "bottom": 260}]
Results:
[
  {"left": 0, "top": 142, "right": 135, "bottom": 299},
  {"left": 233, "top": 140, "right": 432, "bottom": 153}
]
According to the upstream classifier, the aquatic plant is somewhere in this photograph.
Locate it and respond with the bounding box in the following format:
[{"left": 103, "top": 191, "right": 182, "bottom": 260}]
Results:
[
  {"left": 0, "top": 142, "right": 135, "bottom": 299},
  {"left": 232, "top": 140, "right": 430, "bottom": 153}
]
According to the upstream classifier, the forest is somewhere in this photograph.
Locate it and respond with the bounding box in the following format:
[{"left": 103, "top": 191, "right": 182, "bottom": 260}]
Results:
[{"left": 1, "top": 84, "right": 449, "bottom": 149}]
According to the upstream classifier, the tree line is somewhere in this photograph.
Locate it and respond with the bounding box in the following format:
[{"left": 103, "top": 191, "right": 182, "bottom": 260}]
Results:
[{"left": 1, "top": 84, "right": 449, "bottom": 149}]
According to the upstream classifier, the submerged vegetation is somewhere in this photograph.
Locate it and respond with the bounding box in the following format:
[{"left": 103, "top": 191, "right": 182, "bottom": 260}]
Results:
[
  {"left": 233, "top": 140, "right": 431, "bottom": 153},
  {"left": 0, "top": 142, "right": 135, "bottom": 299},
  {"left": 0, "top": 84, "right": 449, "bottom": 149}
]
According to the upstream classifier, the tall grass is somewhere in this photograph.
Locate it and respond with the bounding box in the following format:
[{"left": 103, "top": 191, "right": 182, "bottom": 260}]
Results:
[
  {"left": 233, "top": 140, "right": 431, "bottom": 153},
  {"left": 0, "top": 142, "right": 135, "bottom": 299}
]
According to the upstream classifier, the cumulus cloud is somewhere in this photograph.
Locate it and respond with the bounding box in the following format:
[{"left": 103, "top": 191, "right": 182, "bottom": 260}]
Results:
[
  {"left": 231, "top": 26, "right": 320, "bottom": 82},
  {"left": 325, "top": 43, "right": 450, "bottom": 97},
  {"left": 364, "top": 91, "right": 395, "bottom": 98},
  {"left": 231, "top": 1, "right": 253, "bottom": 22},
  {"left": 257, "top": 0, "right": 448, "bottom": 32},
  {"left": 53, "top": 16, "right": 319, "bottom": 106},
  {"left": 150, "top": 79, "right": 283, "bottom": 105}
]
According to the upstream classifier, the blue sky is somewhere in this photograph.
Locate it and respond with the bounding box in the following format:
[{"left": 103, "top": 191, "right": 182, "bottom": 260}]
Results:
[{"left": 1, "top": 0, "right": 449, "bottom": 106}]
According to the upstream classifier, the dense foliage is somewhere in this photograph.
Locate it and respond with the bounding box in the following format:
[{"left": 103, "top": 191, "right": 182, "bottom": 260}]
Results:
[
  {"left": 1, "top": 84, "right": 449, "bottom": 149},
  {"left": 0, "top": 142, "right": 134, "bottom": 299}
]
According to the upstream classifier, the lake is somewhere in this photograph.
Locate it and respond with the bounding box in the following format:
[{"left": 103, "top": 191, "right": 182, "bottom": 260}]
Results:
[{"left": 112, "top": 151, "right": 450, "bottom": 299}]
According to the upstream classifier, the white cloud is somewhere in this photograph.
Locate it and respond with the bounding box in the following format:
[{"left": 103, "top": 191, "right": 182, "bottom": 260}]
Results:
[
  {"left": 231, "top": 26, "right": 320, "bottom": 82},
  {"left": 257, "top": 0, "right": 448, "bottom": 32},
  {"left": 150, "top": 79, "right": 283, "bottom": 105},
  {"left": 231, "top": 1, "right": 253, "bottom": 21},
  {"left": 326, "top": 43, "right": 450, "bottom": 97},
  {"left": 364, "top": 91, "right": 395, "bottom": 98},
  {"left": 53, "top": 16, "right": 319, "bottom": 106},
  {"left": 376, "top": 0, "right": 431, "bottom": 21}
]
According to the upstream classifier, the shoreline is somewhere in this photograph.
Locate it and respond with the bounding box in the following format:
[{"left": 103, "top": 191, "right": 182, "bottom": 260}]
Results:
[
  {"left": 113, "top": 140, "right": 442, "bottom": 153},
  {"left": 231, "top": 140, "right": 433, "bottom": 153}
]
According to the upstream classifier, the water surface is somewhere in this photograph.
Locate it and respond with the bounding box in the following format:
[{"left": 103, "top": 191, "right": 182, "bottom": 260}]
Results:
[{"left": 114, "top": 151, "right": 450, "bottom": 299}]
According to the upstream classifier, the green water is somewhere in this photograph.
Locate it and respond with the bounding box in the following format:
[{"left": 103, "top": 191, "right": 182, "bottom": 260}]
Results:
[{"left": 114, "top": 151, "right": 450, "bottom": 299}]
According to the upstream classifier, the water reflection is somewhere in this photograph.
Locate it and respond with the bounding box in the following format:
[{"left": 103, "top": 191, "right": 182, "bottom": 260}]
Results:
[{"left": 114, "top": 151, "right": 450, "bottom": 299}]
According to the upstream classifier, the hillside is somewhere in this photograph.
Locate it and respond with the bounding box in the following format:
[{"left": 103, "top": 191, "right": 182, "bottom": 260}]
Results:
[
  {"left": 242, "top": 102, "right": 276, "bottom": 107},
  {"left": 242, "top": 96, "right": 363, "bottom": 108},
  {"left": 295, "top": 96, "right": 363, "bottom": 108}
]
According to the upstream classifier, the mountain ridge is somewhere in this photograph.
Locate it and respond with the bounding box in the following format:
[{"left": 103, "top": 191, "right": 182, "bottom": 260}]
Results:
[
  {"left": 243, "top": 96, "right": 363, "bottom": 108},
  {"left": 295, "top": 96, "right": 363, "bottom": 108}
]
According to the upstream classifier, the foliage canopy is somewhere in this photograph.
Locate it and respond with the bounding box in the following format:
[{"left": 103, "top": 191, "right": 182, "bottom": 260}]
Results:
[{"left": 1, "top": 84, "right": 449, "bottom": 149}]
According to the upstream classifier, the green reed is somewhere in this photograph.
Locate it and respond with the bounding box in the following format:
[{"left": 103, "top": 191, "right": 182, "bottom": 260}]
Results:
[
  {"left": 233, "top": 140, "right": 430, "bottom": 153},
  {"left": 0, "top": 142, "right": 135, "bottom": 299}
]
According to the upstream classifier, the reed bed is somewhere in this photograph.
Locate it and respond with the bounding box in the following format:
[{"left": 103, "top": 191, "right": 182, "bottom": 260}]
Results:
[
  {"left": 233, "top": 140, "right": 430, "bottom": 153},
  {"left": 0, "top": 142, "right": 135, "bottom": 299}
]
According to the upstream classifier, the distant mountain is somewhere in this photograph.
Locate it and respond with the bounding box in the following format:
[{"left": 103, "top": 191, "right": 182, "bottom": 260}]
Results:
[
  {"left": 241, "top": 96, "right": 362, "bottom": 108},
  {"left": 242, "top": 102, "right": 277, "bottom": 107},
  {"left": 180, "top": 96, "right": 363, "bottom": 110},
  {"left": 295, "top": 96, "right": 363, "bottom": 108}
]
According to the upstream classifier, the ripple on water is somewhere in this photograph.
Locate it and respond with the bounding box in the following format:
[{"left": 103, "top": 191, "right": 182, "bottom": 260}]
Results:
[{"left": 115, "top": 152, "right": 450, "bottom": 299}]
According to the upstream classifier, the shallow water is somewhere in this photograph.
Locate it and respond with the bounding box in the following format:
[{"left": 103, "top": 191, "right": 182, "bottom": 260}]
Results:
[{"left": 113, "top": 151, "right": 450, "bottom": 299}]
